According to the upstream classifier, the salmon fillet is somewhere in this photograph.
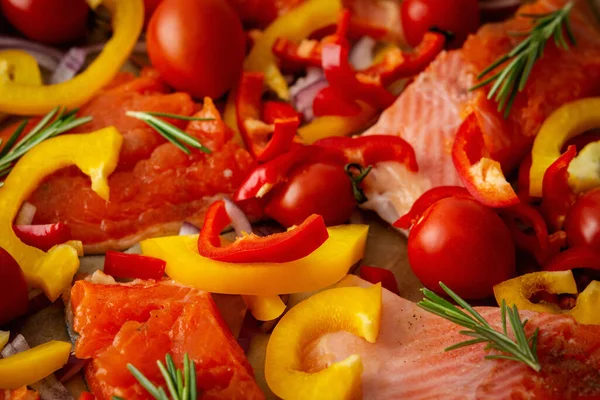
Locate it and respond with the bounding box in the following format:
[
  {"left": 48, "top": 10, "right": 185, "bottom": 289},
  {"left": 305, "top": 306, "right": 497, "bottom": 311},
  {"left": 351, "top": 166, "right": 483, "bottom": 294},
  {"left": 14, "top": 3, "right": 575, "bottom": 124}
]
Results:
[
  {"left": 304, "top": 276, "right": 600, "bottom": 399},
  {"left": 361, "top": 0, "right": 600, "bottom": 226},
  {"left": 26, "top": 70, "right": 255, "bottom": 253}
]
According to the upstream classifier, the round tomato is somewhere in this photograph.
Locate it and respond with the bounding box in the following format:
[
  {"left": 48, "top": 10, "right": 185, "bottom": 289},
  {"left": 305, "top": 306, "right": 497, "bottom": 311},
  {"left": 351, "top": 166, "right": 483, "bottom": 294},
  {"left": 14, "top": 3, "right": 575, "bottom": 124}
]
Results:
[
  {"left": 565, "top": 187, "right": 600, "bottom": 249},
  {"left": 144, "top": 0, "right": 163, "bottom": 24},
  {"left": 407, "top": 197, "right": 515, "bottom": 299},
  {"left": 0, "top": 247, "right": 28, "bottom": 325},
  {"left": 147, "top": 0, "right": 246, "bottom": 99},
  {"left": 1, "top": 0, "right": 89, "bottom": 45},
  {"left": 401, "top": 0, "right": 480, "bottom": 48},
  {"left": 265, "top": 162, "right": 357, "bottom": 227}
]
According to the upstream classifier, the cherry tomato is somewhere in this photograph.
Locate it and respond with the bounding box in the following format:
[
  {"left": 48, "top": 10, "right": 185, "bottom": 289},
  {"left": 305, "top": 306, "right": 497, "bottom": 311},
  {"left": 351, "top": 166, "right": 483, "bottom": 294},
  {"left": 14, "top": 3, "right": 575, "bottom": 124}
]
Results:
[
  {"left": 1, "top": 0, "right": 89, "bottom": 45},
  {"left": 147, "top": 0, "right": 246, "bottom": 99},
  {"left": 401, "top": 0, "right": 480, "bottom": 48},
  {"left": 408, "top": 197, "right": 515, "bottom": 299},
  {"left": 565, "top": 188, "right": 600, "bottom": 249},
  {"left": 144, "top": 0, "right": 164, "bottom": 24},
  {"left": 265, "top": 162, "right": 356, "bottom": 227},
  {"left": 0, "top": 247, "right": 28, "bottom": 325}
]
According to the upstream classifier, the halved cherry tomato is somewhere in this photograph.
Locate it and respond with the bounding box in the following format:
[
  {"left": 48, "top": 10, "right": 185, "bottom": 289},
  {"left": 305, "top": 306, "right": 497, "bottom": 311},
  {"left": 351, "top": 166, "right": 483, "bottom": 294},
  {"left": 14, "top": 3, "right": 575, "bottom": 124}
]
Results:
[
  {"left": 401, "top": 0, "right": 480, "bottom": 48},
  {"left": 565, "top": 188, "right": 600, "bottom": 249},
  {"left": 147, "top": 0, "right": 246, "bottom": 99},
  {"left": 407, "top": 197, "right": 515, "bottom": 299},
  {"left": 1, "top": 0, "right": 89, "bottom": 44},
  {"left": 265, "top": 162, "right": 356, "bottom": 227},
  {"left": 0, "top": 247, "right": 28, "bottom": 326}
]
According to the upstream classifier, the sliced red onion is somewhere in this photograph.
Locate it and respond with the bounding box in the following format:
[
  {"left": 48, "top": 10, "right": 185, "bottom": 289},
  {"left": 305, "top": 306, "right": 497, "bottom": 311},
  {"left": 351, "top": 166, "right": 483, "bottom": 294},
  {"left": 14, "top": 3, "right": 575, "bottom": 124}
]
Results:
[
  {"left": 15, "top": 202, "right": 37, "bottom": 225},
  {"left": 49, "top": 47, "right": 87, "bottom": 84},
  {"left": 349, "top": 36, "right": 376, "bottom": 70},
  {"left": 1, "top": 334, "right": 29, "bottom": 357},
  {"left": 224, "top": 198, "right": 253, "bottom": 238},
  {"left": 179, "top": 221, "right": 200, "bottom": 236},
  {"left": 54, "top": 353, "right": 88, "bottom": 383},
  {"left": 290, "top": 68, "right": 328, "bottom": 122},
  {"left": 0, "top": 35, "right": 64, "bottom": 68},
  {"left": 479, "top": 0, "right": 521, "bottom": 22}
]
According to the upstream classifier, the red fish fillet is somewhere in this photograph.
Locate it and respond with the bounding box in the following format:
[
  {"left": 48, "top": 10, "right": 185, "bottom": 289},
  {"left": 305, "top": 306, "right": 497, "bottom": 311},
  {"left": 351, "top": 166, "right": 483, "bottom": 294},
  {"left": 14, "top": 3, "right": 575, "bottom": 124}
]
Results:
[
  {"left": 361, "top": 0, "right": 600, "bottom": 226},
  {"left": 304, "top": 276, "right": 600, "bottom": 399},
  {"left": 23, "top": 70, "right": 255, "bottom": 253}
]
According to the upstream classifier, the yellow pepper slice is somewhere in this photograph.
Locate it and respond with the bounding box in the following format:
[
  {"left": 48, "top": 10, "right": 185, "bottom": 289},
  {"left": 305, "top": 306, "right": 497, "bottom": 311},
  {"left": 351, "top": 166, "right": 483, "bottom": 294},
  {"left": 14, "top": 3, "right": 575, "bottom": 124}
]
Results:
[
  {"left": 244, "top": 0, "right": 342, "bottom": 100},
  {"left": 0, "top": 331, "right": 8, "bottom": 350},
  {"left": 569, "top": 280, "right": 600, "bottom": 325},
  {"left": 0, "top": 0, "right": 143, "bottom": 115},
  {"left": 529, "top": 97, "right": 600, "bottom": 197},
  {"left": 298, "top": 102, "right": 378, "bottom": 144},
  {"left": 0, "top": 50, "right": 43, "bottom": 85},
  {"left": 243, "top": 295, "right": 286, "bottom": 321},
  {"left": 223, "top": 91, "right": 244, "bottom": 146},
  {"left": 0, "top": 340, "right": 71, "bottom": 390},
  {"left": 140, "top": 224, "right": 369, "bottom": 295},
  {"left": 265, "top": 283, "right": 382, "bottom": 400},
  {"left": 567, "top": 141, "right": 600, "bottom": 194},
  {"left": 0, "top": 128, "right": 122, "bottom": 300}
]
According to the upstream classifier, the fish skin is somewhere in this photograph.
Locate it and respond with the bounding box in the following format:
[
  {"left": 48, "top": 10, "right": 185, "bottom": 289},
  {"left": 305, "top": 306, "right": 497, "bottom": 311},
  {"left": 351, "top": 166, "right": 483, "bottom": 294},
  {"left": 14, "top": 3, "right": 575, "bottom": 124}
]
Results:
[
  {"left": 304, "top": 276, "right": 600, "bottom": 400},
  {"left": 361, "top": 0, "right": 600, "bottom": 227}
]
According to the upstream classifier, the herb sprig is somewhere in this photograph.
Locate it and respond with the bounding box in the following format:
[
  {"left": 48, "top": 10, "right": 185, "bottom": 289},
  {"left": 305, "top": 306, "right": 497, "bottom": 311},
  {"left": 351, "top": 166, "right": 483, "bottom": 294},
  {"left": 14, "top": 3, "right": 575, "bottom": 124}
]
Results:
[
  {"left": 0, "top": 106, "right": 92, "bottom": 187},
  {"left": 471, "top": 2, "right": 575, "bottom": 118},
  {"left": 113, "top": 353, "right": 198, "bottom": 400},
  {"left": 127, "top": 111, "right": 213, "bottom": 155},
  {"left": 418, "top": 282, "right": 541, "bottom": 372}
]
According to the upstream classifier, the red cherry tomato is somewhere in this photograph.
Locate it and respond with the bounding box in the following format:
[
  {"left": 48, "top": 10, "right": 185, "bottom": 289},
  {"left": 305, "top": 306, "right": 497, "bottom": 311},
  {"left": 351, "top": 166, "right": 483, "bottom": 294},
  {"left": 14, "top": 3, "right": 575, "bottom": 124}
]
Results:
[
  {"left": 0, "top": 247, "right": 28, "bottom": 325},
  {"left": 147, "top": 0, "right": 246, "bottom": 99},
  {"left": 565, "top": 187, "right": 600, "bottom": 249},
  {"left": 408, "top": 197, "right": 515, "bottom": 300},
  {"left": 144, "top": 0, "right": 164, "bottom": 24},
  {"left": 401, "top": 0, "right": 480, "bottom": 48},
  {"left": 265, "top": 162, "right": 357, "bottom": 227},
  {"left": 1, "top": 0, "right": 89, "bottom": 45}
]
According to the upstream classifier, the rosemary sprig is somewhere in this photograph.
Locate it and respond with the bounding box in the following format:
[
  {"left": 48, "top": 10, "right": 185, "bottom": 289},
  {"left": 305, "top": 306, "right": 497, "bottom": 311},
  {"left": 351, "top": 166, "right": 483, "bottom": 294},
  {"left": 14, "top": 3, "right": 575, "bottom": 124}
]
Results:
[
  {"left": 417, "top": 282, "right": 541, "bottom": 372},
  {"left": 0, "top": 106, "right": 92, "bottom": 187},
  {"left": 470, "top": 2, "right": 575, "bottom": 118},
  {"left": 113, "top": 353, "right": 197, "bottom": 400},
  {"left": 127, "top": 111, "right": 213, "bottom": 155}
]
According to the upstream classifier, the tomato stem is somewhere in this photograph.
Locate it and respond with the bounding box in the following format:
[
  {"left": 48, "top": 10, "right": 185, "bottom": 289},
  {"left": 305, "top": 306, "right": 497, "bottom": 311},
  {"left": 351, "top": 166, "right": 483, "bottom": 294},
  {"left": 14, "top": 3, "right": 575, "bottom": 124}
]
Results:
[{"left": 345, "top": 163, "right": 372, "bottom": 204}]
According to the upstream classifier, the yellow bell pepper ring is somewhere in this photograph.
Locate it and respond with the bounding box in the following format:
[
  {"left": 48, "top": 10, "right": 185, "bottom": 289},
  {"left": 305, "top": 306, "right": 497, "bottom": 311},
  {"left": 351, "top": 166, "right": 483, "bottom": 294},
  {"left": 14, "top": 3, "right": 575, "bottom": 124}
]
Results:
[
  {"left": 567, "top": 141, "right": 600, "bottom": 194},
  {"left": 0, "top": 0, "right": 143, "bottom": 116},
  {"left": 0, "top": 128, "right": 122, "bottom": 301},
  {"left": 243, "top": 295, "right": 287, "bottom": 322},
  {"left": 0, "top": 340, "right": 71, "bottom": 390},
  {"left": 569, "top": 280, "right": 600, "bottom": 325},
  {"left": 265, "top": 283, "right": 382, "bottom": 400},
  {"left": 0, "top": 50, "right": 43, "bottom": 86},
  {"left": 244, "top": 0, "right": 342, "bottom": 100},
  {"left": 529, "top": 97, "right": 600, "bottom": 197},
  {"left": 140, "top": 224, "right": 369, "bottom": 296}
]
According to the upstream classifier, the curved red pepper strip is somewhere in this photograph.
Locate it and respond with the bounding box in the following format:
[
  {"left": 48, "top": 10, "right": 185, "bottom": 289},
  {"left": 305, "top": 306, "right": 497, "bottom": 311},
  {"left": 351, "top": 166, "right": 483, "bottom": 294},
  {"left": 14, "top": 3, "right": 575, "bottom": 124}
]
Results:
[
  {"left": 236, "top": 72, "right": 300, "bottom": 162},
  {"left": 313, "top": 86, "right": 362, "bottom": 117},
  {"left": 499, "top": 203, "right": 549, "bottom": 265},
  {"left": 544, "top": 246, "right": 600, "bottom": 272},
  {"left": 234, "top": 145, "right": 346, "bottom": 201},
  {"left": 394, "top": 186, "right": 472, "bottom": 229},
  {"left": 360, "top": 32, "right": 446, "bottom": 87},
  {"left": 541, "top": 145, "right": 577, "bottom": 232},
  {"left": 103, "top": 251, "right": 166, "bottom": 280},
  {"left": 517, "top": 153, "right": 532, "bottom": 203},
  {"left": 314, "top": 135, "right": 419, "bottom": 170},
  {"left": 262, "top": 101, "right": 301, "bottom": 124},
  {"left": 451, "top": 114, "right": 519, "bottom": 208},
  {"left": 197, "top": 200, "right": 329, "bottom": 263},
  {"left": 13, "top": 223, "right": 71, "bottom": 252},
  {"left": 360, "top": 266, "right": 400, "bottom": 295}
]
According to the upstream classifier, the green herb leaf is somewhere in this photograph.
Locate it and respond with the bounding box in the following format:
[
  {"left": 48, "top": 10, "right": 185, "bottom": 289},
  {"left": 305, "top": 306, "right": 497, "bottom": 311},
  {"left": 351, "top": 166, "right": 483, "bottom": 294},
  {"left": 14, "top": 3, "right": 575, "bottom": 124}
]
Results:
[
  {"left": 417, "top": 283, "right": 541, "bottom": 372},
  {"left": 470, "top": 2, "right": 575, "bottom": 117}
]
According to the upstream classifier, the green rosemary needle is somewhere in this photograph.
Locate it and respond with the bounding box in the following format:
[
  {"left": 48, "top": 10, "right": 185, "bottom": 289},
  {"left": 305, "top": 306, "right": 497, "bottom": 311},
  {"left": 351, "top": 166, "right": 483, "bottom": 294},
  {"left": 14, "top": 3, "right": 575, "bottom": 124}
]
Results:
[
  {"left": 126, "top": 111, "right": 213, "bottom": 155},
  {"left": 470, "top": 2, "right": 575, "bottom": 118},
  {"left": 418, "top": 282, "right": 541, "bottom": 372}
]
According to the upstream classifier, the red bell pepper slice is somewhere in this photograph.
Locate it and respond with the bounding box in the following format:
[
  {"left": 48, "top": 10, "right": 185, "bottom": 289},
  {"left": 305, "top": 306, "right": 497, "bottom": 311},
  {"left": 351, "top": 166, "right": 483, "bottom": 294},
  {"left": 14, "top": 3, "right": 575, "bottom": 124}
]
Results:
[
  {"left": 541, "top": 145, "right": 577, "bottom": 232},
  {"left": 234, "top": 144, "right": 347, "bottom": 201},
  {"left": 262, "top": 101, "right": 301, "bottom": 124},
  {"left": 394, "top": 186, "right": 473, "bottom": 229},
  {"left": 451, "top": 113, "right": 519, "bottom": 208},
  {"left": 500, "top": 203, "right": 550, "bottom": 265},
  {"left": 13, "top": 223, "right": 71, "bottom": 252},
  {"left": 235, "top": 72, "right": 300, "bottom": 162},
  {"left": 517, "top": 153, "right": 532, "bottom": 203},
  {"left": 313, "top": 86, "right": 363, "bottom": 117},
  {"left": 360, "top": 266, "right": 400, "bottom": 295},
  {"left": 314, "top": 135, "right": 419, "bottom": 170},
  {"left": 544, "top": 246, "right": 600, "bottom": 272},
  {"left": 359, "top": 32, "right": 446, "bottom": 87},
  {"left": 78, "top": 393, "right": 95, "bottom": 400},
  {"left": 103, "top": 252, "right": 166, "bottom": 280},
  {"left": 197, "top": 200, "right": 329, "bottom": 263}
]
